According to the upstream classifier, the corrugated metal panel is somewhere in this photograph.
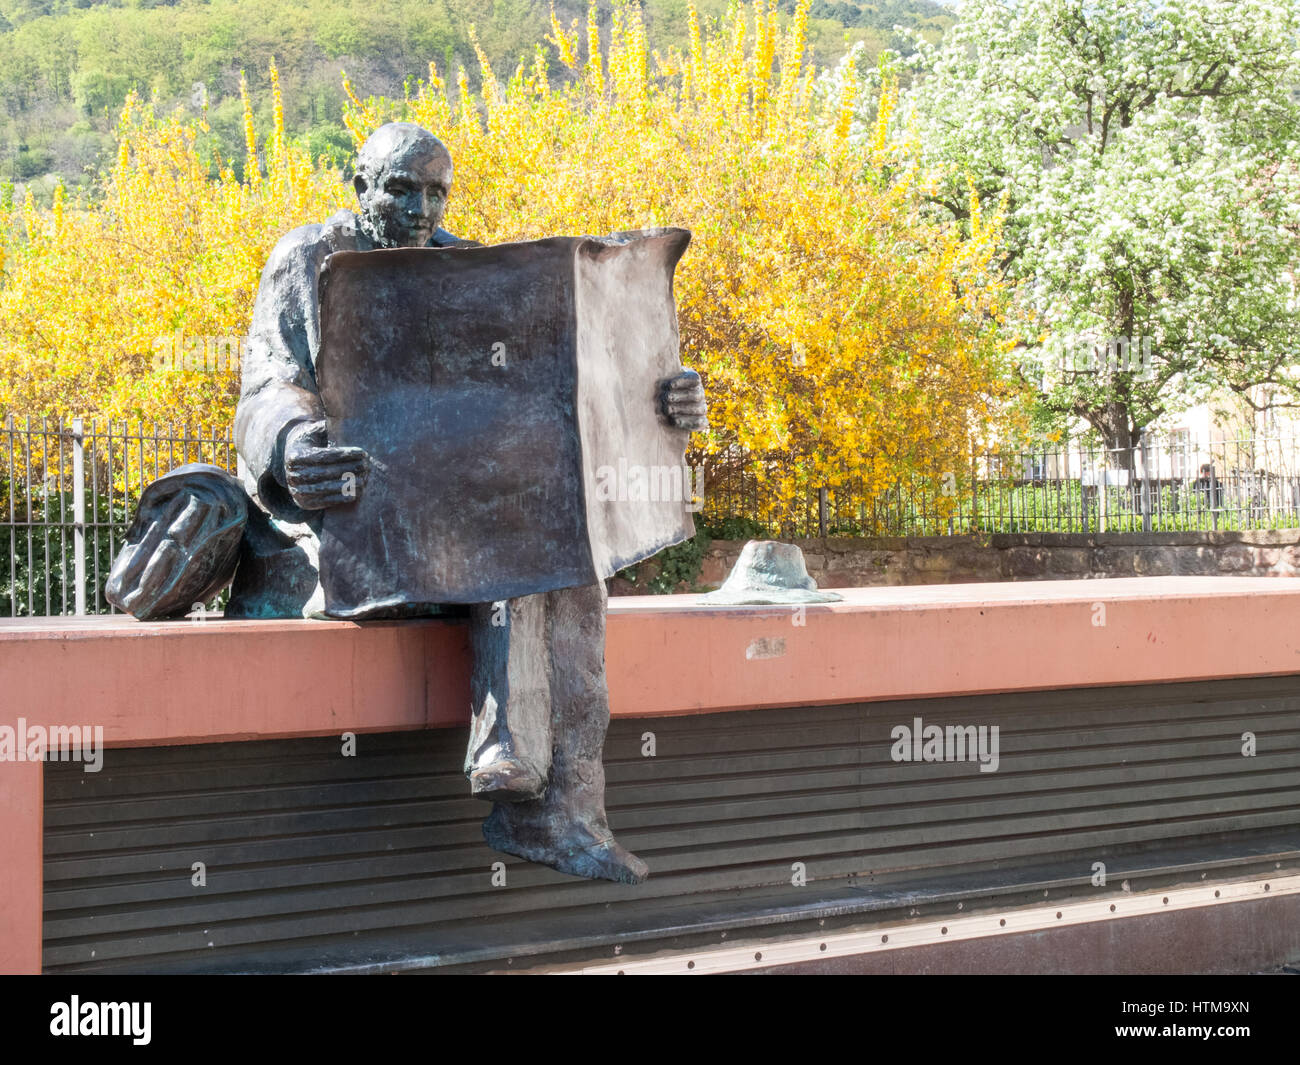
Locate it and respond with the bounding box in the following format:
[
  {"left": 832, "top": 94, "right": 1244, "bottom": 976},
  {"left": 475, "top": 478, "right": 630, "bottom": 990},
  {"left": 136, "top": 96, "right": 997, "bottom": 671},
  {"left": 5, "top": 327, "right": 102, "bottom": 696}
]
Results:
[{"left": 43, "top": 675, "right": 1300, "bottom": 972}]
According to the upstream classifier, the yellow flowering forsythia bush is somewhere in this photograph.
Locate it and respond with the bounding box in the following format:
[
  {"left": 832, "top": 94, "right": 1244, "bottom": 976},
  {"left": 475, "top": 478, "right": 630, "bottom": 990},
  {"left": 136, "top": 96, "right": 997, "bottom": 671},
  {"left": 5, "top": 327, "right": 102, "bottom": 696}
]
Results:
[
  {"left": 0, "top": 65, "right": 350, "bottom": 427},
  {"left": 347, "top": 0, "right": 1025, "bottom": 523},
  {"left": 0, "top": 0, "right": 1024, "bottom": 525}
]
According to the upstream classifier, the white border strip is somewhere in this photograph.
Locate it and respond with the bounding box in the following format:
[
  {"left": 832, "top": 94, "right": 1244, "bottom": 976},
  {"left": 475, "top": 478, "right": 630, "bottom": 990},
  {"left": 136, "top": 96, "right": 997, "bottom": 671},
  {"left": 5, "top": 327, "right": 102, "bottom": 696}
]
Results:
[{"left": 553, "top": 874, "right": 1300, "bottom": 975}]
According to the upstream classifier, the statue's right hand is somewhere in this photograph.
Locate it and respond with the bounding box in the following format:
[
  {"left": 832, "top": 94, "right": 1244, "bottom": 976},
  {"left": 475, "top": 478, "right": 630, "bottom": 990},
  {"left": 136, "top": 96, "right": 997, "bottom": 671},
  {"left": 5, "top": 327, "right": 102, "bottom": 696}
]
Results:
[{"left": 283, "top": 419, "right": 370, "bottom": 510}]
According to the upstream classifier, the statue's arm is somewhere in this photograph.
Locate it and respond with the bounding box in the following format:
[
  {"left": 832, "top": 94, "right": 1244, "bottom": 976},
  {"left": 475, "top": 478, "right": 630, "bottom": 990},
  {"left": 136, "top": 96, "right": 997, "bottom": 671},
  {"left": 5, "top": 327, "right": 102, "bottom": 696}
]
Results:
[
  {"left": 234, "top": 227, "right": 331, "bottom": 515},
  {"left": 430, "top": 226, "right": 485, "bottom": 249}
]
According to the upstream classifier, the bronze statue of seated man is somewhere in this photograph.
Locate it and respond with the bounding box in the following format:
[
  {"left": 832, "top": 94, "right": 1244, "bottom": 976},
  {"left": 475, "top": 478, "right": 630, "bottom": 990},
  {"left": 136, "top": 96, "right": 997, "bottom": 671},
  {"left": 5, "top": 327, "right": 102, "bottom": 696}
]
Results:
[{"left": 107, "top": 122, "right": 708, "bottom": 885}]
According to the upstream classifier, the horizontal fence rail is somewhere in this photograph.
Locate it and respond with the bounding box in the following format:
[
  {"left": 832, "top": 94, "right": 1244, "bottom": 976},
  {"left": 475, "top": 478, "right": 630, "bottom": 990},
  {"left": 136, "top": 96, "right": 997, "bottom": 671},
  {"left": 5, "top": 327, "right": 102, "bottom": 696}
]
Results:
[{"left": 5, "top": 416, "right": 1300, "bottom": 615}]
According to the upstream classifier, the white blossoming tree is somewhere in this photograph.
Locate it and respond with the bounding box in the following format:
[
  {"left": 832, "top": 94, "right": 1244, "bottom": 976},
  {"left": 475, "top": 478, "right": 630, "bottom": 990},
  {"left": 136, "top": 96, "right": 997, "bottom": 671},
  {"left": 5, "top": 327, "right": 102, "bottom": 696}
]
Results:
[{"left": 898, "top": 0, "right": 1300, "bottom": 464}]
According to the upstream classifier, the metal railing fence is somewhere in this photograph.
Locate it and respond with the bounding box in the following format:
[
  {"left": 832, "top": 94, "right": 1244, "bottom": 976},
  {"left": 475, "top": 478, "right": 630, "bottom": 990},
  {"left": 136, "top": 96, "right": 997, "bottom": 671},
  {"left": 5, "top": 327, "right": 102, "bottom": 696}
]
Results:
[
  {"left": 5, "top": 416, "right": 1300, "bottom": 615},
  {"left": 1, "top": 417, "right": 235, "bottom": 617},
  {"left": 701, "top": 434, "right": 1300, "bottom": 539}
]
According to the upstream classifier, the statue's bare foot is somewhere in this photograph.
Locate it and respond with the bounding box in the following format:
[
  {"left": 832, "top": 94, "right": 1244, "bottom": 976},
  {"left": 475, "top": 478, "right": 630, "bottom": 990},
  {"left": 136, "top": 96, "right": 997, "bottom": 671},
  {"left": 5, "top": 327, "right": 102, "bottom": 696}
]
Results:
[
  {"left": 483, "top": 807, "right": 648, "bottom": 885},
  {"left": 469, "top": 759, "right": 546, "bottom": 803}
]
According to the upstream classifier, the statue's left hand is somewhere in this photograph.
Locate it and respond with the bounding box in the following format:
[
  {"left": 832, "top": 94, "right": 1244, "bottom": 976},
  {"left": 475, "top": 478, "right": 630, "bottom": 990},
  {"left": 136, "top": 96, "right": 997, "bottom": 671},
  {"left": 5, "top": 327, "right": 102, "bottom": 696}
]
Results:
[
  {"left": 283, "top": 419, "right": 370, "bottom": 510},
  {"left": 660, "top": 369, "right": 709, "bottom": 433}
]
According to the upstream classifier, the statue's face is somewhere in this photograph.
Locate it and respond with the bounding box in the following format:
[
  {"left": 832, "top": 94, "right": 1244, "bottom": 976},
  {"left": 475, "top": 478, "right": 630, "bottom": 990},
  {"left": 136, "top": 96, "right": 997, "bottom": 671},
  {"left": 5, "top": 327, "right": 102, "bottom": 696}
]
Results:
[{"left": 354, "top": 142, "right": 454, "bottom": 249}]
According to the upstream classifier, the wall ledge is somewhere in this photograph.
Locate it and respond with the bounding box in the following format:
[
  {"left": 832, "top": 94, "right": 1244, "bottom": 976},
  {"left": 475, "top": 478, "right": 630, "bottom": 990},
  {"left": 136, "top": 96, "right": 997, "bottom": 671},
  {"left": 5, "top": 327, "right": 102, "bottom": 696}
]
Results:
[{"left": 1, "top": 576, "right": 1298, "bottom": 745}]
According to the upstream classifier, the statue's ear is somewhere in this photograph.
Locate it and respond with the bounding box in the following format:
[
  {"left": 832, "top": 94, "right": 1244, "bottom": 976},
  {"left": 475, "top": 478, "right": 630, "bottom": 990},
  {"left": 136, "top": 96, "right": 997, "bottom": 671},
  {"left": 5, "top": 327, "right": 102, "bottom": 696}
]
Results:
[{"left": 353, "top": 173, "right": 368, "bottom": 198}]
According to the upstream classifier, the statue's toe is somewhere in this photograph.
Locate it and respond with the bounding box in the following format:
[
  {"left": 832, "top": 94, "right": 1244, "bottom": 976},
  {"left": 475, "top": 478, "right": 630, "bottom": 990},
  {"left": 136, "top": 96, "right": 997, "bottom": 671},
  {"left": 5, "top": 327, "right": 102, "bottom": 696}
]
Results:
[
  {"left": 560, "top": 838, "right": 649, "bottom": 885},
  {"left": 482, "top": 808, "right": 649, "bottom": 884}
]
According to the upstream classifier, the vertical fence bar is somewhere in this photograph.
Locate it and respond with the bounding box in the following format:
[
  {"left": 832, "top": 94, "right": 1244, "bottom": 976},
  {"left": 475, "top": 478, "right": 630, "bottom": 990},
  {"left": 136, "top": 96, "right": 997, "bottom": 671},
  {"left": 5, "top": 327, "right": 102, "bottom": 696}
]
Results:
[
  {"left": 90, "top": 419, "right": 101, "bottom": 612},
  {"left": 1210, "top": 461, "right": 1219, "bottom": 531},
  {"left": 1099, "top": 448, "right": 1108, "bottom": 534},
  {"left": 1267, "top": 438, "right": 1277, "bottom": 529},
  {"left": 72, "top": 417, "right": 86, "bottom": 616},
  {"left": 5, "top": 417, "right": 15, "bottom": 617},
  {"left": 23, "top": 417, "right": 32, "bottom": 615},
  {"left": 970, "top": 450, "right": 978, "bottom": 534},
  {"left": 41, "top": 416, "right": 49, "bottom": 615},
  {"left": 107, "top": 420, "right": 117, "bottom": 614},
  {"left": 57, "top": 419, "right": 67, "bottom": 615},
  {"left": 1140, "top": 433, "right": 1152, "bottom": 534},
  {"left": 1008, "top": 461, "right": 1014, "bottom": 532},
  {"left": 1054, "top": 446, "right": 1062, "bottom": 533}
]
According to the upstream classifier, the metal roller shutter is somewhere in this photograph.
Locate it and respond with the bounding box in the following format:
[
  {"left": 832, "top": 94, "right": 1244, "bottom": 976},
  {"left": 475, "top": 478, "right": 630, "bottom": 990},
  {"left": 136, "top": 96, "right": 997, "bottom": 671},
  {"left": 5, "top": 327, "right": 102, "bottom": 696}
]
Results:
[{"left": 43, "top": 675, "right": 1300, "bottom": 972}]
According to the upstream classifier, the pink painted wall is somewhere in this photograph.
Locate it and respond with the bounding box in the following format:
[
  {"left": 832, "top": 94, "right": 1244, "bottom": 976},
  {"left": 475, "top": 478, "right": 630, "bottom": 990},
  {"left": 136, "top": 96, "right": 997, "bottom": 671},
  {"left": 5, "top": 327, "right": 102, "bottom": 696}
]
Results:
[{"left": 4, "top": 575, "right": 1300, "bottom": 972}]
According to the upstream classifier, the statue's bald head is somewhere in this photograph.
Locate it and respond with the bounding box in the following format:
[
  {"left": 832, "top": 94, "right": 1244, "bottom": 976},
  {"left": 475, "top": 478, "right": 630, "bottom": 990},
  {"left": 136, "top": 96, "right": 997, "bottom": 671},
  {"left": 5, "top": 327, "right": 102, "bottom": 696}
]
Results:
[{"left": 353, "top": 122, "right": 454, "bottom": 249}]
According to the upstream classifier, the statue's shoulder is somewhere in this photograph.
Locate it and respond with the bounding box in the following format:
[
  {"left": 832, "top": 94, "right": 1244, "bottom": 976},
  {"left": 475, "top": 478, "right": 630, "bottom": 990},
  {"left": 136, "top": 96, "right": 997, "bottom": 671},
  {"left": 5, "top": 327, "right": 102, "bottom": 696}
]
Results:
[
  {"left": 321, "top": 209, "right": 365, "bottom": 247},
  {"left": 264, "top": 211, "right": 362, "bottom": 268},
  {"left": 429, "top": 227, "right": 483, "bottom": 249}
]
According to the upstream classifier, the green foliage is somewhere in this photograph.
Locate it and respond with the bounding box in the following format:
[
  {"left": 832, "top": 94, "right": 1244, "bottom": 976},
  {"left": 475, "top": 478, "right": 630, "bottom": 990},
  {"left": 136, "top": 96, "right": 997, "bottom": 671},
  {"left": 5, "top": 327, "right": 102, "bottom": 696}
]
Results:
[
  {"left": 297, "top": 121, "right": 353, "bottom": 170},
  {"left": 617, "top": 517, "right": 713, "bottom": 594},
  {"left": 0, "top": 478, "right": 130, "bottom": 615},
  {"left": 702, "top": 515, "right": 770, "bottom": 541},
  {"left": 897, "top": 0, "right": 1300, "bottom": 454},
  {"left": 0, "top": 471, "right": 234, "bottom": 615},
  {"left": 614, "top": 513, "right": 816, "bottom": 594},
  {"left": 72, "top": 68, "right": 133, "bottom": 116},
  {"left": 12, "top": 145, "right": 53, "bottom": 178},
  {"left": 0, "top": 0, "right": 944, "bottom": 188},
  {"left": 800, "top": 0, "right": 950, "bottom": 33}
]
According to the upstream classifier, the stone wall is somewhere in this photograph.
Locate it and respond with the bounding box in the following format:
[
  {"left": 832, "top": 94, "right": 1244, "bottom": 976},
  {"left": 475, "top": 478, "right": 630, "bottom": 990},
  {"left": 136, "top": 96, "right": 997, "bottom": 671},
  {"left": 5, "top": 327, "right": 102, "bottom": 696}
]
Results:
[{"left": 610, "top": 530, "right": 1300, "bottom": 594}]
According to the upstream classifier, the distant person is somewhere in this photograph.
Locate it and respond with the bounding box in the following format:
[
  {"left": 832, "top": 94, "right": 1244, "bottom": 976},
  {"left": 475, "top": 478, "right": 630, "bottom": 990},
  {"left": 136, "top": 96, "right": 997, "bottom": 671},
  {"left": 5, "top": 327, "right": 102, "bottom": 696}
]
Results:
[{"left": 1197, "top": 463, "right": 1222, "bottom": 508}]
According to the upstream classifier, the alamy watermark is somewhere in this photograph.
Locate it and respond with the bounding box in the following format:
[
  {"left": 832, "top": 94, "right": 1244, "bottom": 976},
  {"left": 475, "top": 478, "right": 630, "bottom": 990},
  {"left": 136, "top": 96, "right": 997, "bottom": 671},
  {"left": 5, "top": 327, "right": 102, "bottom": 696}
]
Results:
[
  {"left": 592, "top": 459, "right": 704, "bottom": 512},
  {"left": 152, "top": 330, "right": 248, "bottom": 373},
  {"left": 890, "top": 716, "right": 1000, "bottom": 773},
  {"left": 50, "top": 996, "right": 151, "bottom": 1044},
  {"left": 1038, "top": 334, "right": 1157, "bottom": 380},
  {"left": 0, "top": 718, "right": 104, "bottom": 772}
]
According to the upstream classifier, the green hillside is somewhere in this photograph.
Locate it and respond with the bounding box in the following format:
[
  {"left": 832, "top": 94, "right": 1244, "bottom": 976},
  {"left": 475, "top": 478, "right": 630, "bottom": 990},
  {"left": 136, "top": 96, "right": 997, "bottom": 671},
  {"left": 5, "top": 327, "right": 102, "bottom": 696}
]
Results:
[{"left": 0, "top": 0, "right": 952, "bottom": 192}]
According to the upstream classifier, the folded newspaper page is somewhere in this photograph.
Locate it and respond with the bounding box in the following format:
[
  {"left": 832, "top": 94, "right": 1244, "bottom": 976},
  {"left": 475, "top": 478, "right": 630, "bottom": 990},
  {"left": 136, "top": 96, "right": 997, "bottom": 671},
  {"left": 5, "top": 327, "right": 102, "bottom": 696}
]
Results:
[{"left": 315, "top": 228, "right": 696, "bottom": 615}]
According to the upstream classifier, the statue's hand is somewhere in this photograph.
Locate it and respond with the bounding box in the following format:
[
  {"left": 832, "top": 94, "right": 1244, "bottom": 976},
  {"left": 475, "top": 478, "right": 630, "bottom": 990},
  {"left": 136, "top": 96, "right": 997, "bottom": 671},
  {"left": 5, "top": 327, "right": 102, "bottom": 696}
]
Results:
[
  {"left": 659, "top": 369, "right": 709, "bottom": 432},
  {"left": 283, "top": 419, "right": 370, "bottom": 510},
  {"left": 107, "top": 494, "right": 224, "bottom": 615}
]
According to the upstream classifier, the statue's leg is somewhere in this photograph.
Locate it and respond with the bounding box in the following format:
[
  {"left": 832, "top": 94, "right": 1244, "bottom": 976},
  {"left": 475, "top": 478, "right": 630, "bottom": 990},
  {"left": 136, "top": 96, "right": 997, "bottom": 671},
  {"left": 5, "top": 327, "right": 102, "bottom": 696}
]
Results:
[
  {"left": 481, "top": 581, "right": 648, "bottom": 884},
  {"left": 224, "top": 506, "right": 324, "bottom": 619},
  {"left": 464, "top": 594, "right": 551, "bottom": 801}
]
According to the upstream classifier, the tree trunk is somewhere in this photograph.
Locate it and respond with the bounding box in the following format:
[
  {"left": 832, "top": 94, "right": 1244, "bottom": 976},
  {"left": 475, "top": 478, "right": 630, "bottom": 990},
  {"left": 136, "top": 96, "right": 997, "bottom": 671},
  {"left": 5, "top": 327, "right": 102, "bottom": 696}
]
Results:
[{"left": 1094, "top": 400, "right": 1137, "bottom": 473}]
